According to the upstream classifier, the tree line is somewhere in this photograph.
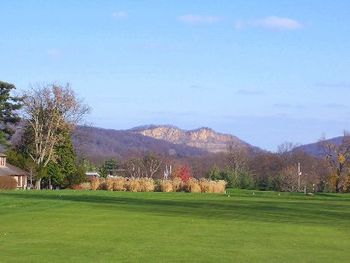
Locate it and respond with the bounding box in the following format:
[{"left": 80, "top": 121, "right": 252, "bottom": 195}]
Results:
[{"left": 1, "top": 80, "right": 349, "bottom": 192}]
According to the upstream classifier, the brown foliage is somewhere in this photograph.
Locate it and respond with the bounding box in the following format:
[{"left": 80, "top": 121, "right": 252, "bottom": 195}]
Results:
[{"left": 0, "top": 176, "right": 17, "bottom": 190}]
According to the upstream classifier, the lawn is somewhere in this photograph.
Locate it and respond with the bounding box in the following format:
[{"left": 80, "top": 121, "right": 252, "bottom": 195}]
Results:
[{"left": 0, "top": 189, "right": 349, "bottom": 262}]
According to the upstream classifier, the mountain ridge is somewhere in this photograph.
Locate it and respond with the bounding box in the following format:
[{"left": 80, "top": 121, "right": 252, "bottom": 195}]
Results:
[
  {"left": 130, "top": 125, "right": 250, "bottom": 153},
  {"left": 73, "top": 124, "right": 253, "bottom": 162}
]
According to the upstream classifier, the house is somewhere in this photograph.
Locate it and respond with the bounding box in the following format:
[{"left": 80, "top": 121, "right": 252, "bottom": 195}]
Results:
[
  {"left": 0, "top": 153, "right": 28, "bottom": 189},
  {"left": 85, "top": 171, "right": 101, "bottom": 179}
]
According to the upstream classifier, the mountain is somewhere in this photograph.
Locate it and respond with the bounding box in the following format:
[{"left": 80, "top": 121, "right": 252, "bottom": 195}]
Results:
[
  {"left": 73, "top": 126, "right": 208, "bottom": 162},
  {"left": 132, "top": 125, "right": 250, "bottom": 153},
  {"left": 295, "top": 136, "right": 346, "bottom": 157},
  {"left": 73, "top": 125, "right": 253, "bottom": 162}
]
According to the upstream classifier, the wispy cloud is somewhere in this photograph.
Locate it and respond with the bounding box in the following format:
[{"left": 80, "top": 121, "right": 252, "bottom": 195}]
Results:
[
  {"left": 235, "top": 16, "right": 303, "bottom": 31},
  {"left": 273, "top": 103, "right": 292, "bottom": 108},
  {"left": 177, "top": 14, "right": 221, "bottom": 25},
  {"left": 323, "top": 103, "right": 347, "bottom": 109},
  {"left": 273, "top": 103, "right": 307, "bottom": 109},
  {"left": 112, "top": 11, "right": 128, "bottom": 19},
  {"left": 316, "top": 82, "right": 350, "bottom": 89},
  {"left": 236, "top": 89, "right": 265, "bottom": 95}
]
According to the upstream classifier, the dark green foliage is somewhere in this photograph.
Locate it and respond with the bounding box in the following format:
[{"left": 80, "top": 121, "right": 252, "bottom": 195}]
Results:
[
  {"left": 65, "top": 164, "right": 87, "bottom": 188},
  {"left": 45, "top": 130, "right": 86, "bottom": 188},
  {"left": 208, "top": 167, "right": 255, "bottom": 189},
  {"left": 81, "top": 159, "right": 97, "bottom": 172},
  {"left": 5, "top": 149, "right": 31, "bottom": 170},
  {"left": 0, "top": 81, "right": 22, "bottom": 146},
  {"left": 15, "top": 125, "right": 85, "bottom": 188},
  {"left": 99, "top": 159, "right": 118, "bottom": 177}
]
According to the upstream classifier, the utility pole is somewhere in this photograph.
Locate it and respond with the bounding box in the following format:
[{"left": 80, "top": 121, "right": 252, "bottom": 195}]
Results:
[{"left": 298, "top": 162, "right": 302, "bottom": 192}]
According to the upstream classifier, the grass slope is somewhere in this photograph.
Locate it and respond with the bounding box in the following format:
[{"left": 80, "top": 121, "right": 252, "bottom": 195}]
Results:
[{"left": 0, "top": 190, "right": 349, "bottom": 262}]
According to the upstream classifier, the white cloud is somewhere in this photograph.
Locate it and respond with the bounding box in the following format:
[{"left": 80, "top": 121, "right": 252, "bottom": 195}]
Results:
[
  {"left": 177, "top": 14, "right": 221, "bottom": 25},
  {"left": 254, "top": 16, "right": 302, "bottom": 30},
  {"left": 112, "top": 11, "right": 128, "bottom": 19},
  {"left": 235, "top": 16, "right": 303, "bottom": 31}
]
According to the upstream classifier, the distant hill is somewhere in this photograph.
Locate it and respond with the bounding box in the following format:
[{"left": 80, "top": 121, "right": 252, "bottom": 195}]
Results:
[
  {"left": 73, "top": 125, "right": 254, "bottom": 162},
  {"left": 295, "top": 136, "right": 345, "bottom": 157},
  {"left": 73, "top": 126, "right": 208, "bottom": 162}
]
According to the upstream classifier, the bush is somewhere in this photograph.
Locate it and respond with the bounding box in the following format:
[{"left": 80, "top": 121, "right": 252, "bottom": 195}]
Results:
[
  {"left": 184, "top": 179, "right": 201, "bottom": 193},
  {"left": 98, "top": 179, "right": 108, "bottom": 190},
  {"left": 0, "top": 176, "right": 17, "bottom": 190},
  {"left": 199, "top": 179, "right": 211, "bottom": 193},
  {"left": 211, "top": 180, "right": 226, "bottom": 193},
  {"left": 86, "top": 176, "right": 225, "bottom": 194},
  {"left": 71, "top": 182, "right": 91, "bottom": 190},
  {"left": 159, "top": 180, "right": 173, "bottom": 192},
  {"left": 112, "top": 177, "right": 127, "bottom": 191},
  {"left": 139, "top": 178, "right": 155, "bottom": 192},
  {"left": 126, "top": 178, "right": 141, "bottom": 192},
  {"left": 90, "top": 178, "right": 100, "bottom": 190},
  {"left": 171, "top": 177, "right": 182, "bottom": 192},
  {"left": 105, "top": 178, "right": 114, "bottom": 191}
]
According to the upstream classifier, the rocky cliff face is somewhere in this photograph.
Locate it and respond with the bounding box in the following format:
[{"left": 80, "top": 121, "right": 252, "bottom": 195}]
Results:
[{"left": 132, "top": 125, "right": 249, "bottom": 153}]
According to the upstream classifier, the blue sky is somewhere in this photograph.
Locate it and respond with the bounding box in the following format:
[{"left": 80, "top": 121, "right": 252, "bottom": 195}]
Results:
[{"left": 1, "top": 0, "right": 350, "bottom": 150}]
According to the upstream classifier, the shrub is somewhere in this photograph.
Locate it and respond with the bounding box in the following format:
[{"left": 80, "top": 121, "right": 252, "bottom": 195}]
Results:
[
  {"left": 71, "top": 182, "right": 91, "bottom": 190},
  {"left": 126, "top": 178, "right": 141, "bottom": 192},
  {"left": 173, "top": 165, "right": 192, "bottom": 182},
  {"left": 184, "top": 179, "right": 201, "bottom": 193},
  {"left": 199, "top": 179, "right": 211, "bottom": 193},
  {"left": 0, "top": 176, "right": 17, "bottom": 190},
  {"left": 98, "top": 179, "right": 108, "bottom": 190},
  {"left": 211, "top": 180, "right": 226, "bottom": 193},
  {"left": 159, "top": 180, "right": 173, "bottom": 192},
  {"left": 139, "top": 178, "right": 155, "bottom": 192},
  {"left": 171, "top": 177, "right": 182, "bottom": 192},
  {"left": 105, "top": 178, "right": 114, "bottom": 191},
  {"left": 112, "top": 177, "right": 127, "bottom": 191},
  {"left": 90, "top": 177, "right": 100, "bottom": 190},
  {"left": 88, "top": 176, "right": 225, "bottom": 194}
]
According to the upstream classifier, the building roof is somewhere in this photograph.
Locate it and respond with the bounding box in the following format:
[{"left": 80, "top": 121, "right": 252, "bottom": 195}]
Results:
[
  {"left": 85, "top": 172, "right": 101, "bottom": 177},
  {"left": 0, "top": 153, "right": 6, "bottom": 157},
  {"left": 0, "top": 163, "right": 28, "bottom": 177}
]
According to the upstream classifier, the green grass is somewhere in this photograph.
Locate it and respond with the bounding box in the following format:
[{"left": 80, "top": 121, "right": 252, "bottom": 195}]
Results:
[{"left": 0, "top": 189, "right": 349, "bottom": 262}]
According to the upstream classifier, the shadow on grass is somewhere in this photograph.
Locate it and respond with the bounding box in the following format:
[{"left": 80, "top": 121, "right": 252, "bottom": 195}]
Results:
[{"left": 2, "top": 191, "right": 350, "bottom": 227}]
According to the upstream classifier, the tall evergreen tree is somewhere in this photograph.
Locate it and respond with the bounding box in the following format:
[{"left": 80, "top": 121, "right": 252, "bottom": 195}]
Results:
[{"left": 0, "top": 81, "right": 22, "bottom": 146}]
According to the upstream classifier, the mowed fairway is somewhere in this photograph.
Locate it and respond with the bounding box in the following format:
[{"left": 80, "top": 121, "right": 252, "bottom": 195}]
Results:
[{"left": 0, "top": 190, "right": 349, "bottom": 262}]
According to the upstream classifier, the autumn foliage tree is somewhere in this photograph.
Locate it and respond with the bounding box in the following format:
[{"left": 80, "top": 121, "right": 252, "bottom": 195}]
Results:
[
  {"left": 21, "top": 83, "right": 89, "bottom": 189},
  {"left": 321, "top": 133, "right": 350, "bottom": 192},
  {"left": 173, "top": 165, "right": 192, "bottom": 182}
]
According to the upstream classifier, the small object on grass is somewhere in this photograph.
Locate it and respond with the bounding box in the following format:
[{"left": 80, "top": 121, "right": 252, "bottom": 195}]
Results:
[
  {"left": 252, "top": 192, "right": 255, "bottom": 195},
  {"left": 227, "top": 195, "right": 230, "bottom": 197}
]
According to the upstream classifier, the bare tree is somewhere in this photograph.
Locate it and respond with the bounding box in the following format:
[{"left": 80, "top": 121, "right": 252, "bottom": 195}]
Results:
[
  {"left": 124, "top": 154, "right": 162, "bottom": 178},
  {"left": 22, "top": 83, "right": 89, "bottom": 189},
  {"left": 142, "top": 154, "right": 162, "bottom": 178},
  {"left": 125, "top": 158, "right": 145, "bottom": 178},
  {"left": 226, "top": 143, "right": 249, "bottom": 174}
]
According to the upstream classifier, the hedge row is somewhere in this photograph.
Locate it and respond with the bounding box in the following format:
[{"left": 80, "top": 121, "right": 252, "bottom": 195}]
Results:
[{"left": 73, "top": 177, "right": 226, "bottom": 193}]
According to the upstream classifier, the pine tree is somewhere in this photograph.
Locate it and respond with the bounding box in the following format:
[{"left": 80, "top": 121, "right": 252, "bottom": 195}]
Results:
[{"left": 0, "top": 81, "right": 22, "bottom": 146}]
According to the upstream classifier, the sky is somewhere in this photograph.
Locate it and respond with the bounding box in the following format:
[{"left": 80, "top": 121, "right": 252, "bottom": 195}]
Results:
[{"left": 1, "top": 0, "right": 350, "bottom": 151}]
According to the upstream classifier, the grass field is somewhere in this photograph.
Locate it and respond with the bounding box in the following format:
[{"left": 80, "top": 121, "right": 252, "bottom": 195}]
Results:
[{"left": 0, "top": 189, "right": 349, "bottom": 262}]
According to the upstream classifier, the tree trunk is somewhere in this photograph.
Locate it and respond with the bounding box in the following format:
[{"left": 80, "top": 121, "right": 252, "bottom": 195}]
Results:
[{"left": 35, "top": 178, "right": 42, "bottom": 190}]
